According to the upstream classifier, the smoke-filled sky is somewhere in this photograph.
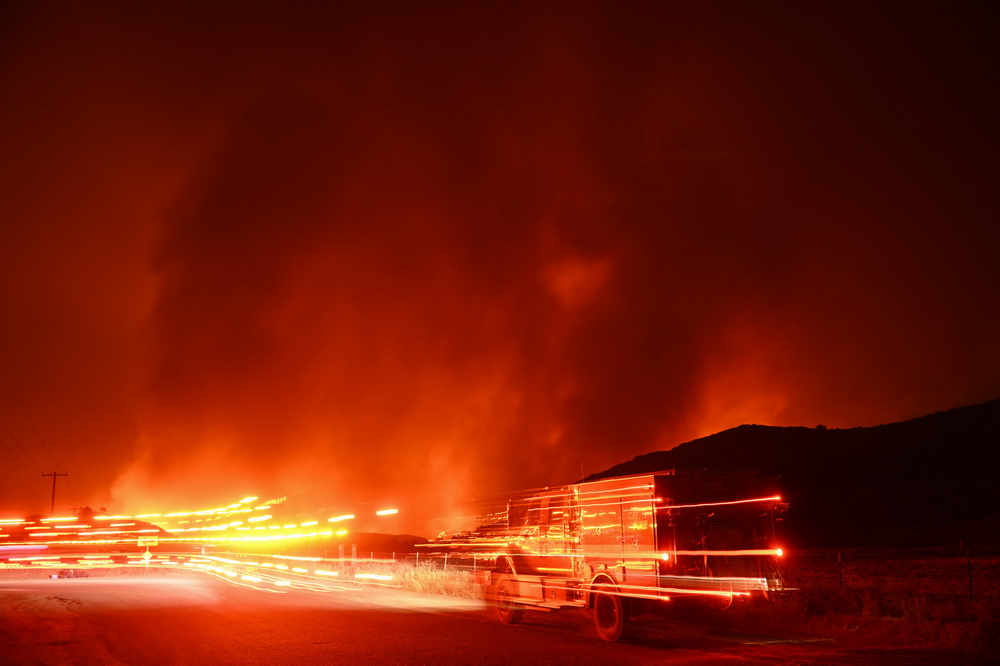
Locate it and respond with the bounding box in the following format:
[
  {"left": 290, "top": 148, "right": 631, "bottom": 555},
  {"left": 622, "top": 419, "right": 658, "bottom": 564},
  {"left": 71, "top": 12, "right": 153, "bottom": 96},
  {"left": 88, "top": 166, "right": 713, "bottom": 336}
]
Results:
[{"left": 1, "top": 2, "right": 998, "bottom": 533}]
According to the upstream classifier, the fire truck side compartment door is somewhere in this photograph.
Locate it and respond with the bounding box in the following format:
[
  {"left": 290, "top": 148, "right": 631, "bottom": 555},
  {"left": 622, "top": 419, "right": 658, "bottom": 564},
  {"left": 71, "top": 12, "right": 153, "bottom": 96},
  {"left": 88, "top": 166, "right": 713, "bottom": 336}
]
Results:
[{"left": 580, "top": 493, "right": 623, "bottom": 566}]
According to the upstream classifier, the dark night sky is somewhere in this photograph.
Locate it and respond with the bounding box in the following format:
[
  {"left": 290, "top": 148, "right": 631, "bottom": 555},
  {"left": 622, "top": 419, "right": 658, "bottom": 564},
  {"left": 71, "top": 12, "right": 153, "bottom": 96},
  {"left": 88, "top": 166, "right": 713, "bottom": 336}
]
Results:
[{"left": 1, "top": 2, "right": 998, "bottom": 533}]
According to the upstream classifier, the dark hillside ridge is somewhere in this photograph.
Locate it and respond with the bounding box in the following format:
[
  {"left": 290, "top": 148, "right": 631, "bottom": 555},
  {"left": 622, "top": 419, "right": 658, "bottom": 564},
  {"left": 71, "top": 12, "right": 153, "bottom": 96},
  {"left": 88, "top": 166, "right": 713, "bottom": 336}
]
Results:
[{"left": 587, "top": 398, "right": 1000, "bottom": 548}]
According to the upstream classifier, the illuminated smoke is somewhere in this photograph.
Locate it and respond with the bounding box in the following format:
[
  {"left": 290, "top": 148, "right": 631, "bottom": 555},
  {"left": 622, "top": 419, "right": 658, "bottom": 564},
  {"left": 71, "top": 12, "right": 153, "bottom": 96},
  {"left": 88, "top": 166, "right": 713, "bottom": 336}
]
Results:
[{"left": 88, "top": 4, "right": 1000, "bottom": 531}]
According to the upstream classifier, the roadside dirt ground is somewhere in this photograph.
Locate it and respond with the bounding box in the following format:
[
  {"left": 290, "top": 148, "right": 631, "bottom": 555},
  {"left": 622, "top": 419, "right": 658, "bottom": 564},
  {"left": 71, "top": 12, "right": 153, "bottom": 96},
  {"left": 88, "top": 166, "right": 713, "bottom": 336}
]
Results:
[{"left": 2, "top": 569, "right": 998, "bottom": 665}]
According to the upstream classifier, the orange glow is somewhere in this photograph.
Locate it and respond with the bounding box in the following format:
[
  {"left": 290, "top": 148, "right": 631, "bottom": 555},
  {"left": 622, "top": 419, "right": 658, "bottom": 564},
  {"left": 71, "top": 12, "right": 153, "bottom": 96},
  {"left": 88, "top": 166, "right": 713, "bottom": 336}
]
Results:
[{"left": 0, "top": 0, "right": 993, "bottom": 563}]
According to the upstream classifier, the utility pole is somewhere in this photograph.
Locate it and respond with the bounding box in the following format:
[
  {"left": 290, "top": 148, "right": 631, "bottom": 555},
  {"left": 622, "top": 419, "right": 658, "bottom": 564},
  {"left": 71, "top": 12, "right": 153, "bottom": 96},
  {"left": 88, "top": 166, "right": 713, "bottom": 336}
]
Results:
[{"left": 41, "top": 472, "right": 68, "bottom": 514}]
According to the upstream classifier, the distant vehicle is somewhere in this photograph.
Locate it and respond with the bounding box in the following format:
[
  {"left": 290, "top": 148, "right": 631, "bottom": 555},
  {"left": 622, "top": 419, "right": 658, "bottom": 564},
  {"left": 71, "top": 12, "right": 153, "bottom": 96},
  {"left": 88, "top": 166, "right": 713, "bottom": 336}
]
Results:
[{"left": 432, "top": 469, "right": 787, "bottom": 641}]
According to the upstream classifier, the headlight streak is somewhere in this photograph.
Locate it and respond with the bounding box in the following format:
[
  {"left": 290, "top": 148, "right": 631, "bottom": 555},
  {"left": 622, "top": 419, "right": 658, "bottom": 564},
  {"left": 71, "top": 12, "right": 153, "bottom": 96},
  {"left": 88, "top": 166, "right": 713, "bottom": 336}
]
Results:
[
  {"left": 355, "top": 573, "right": 393, "bottom": 581},
  {"left": 1, "top": 549, "right": 402, "bottom": 595},
  {"left": 0, "top": 495, "right": 411, "bottom": 590}
]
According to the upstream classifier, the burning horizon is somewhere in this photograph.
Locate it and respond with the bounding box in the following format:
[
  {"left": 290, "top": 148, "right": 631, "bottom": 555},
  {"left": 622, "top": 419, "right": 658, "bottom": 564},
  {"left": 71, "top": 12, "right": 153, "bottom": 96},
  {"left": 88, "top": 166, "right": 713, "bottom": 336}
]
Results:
[{"left": 1, "top": 4, "right": 999, "bottom": 532}]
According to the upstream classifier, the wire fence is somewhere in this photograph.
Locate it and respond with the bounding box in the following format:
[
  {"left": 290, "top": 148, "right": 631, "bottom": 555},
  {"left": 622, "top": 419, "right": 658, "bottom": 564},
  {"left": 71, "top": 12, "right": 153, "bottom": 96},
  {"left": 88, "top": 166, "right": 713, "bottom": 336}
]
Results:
[
  {"left": 326, "top": 547, "right": 1000, "bottom": 600},
  {"left": 780, "top": 548, "right": 1000, "bottom": 599},
  {"left": 277, "top": 547, "right": 488, "bottom": 573},
  {"left": 193, "top": 544, "right": 1000, "bottom": 604}
]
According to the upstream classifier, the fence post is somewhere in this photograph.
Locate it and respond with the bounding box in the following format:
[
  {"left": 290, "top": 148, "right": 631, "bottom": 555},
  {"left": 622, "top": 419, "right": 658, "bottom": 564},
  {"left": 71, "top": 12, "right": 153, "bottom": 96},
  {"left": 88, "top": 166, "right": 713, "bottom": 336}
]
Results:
[
  {"left": 967, "top": 549, "right": 974, "bottom": 599},
  {"left": 838, "top": 552, "right": 843, "bottom": 589},
  {"left": 473, "top": 553, "right": 477, "bottom": 571},
  {"left": 444, "top": 552, "right": 448, "bottom": 570}
]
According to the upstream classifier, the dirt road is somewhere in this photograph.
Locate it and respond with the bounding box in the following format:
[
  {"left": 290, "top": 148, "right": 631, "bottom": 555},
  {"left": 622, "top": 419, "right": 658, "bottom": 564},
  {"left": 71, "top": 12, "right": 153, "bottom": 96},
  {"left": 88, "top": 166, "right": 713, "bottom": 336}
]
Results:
[{"left": 0, "top": 574, "right": 991, "bottom": 664}]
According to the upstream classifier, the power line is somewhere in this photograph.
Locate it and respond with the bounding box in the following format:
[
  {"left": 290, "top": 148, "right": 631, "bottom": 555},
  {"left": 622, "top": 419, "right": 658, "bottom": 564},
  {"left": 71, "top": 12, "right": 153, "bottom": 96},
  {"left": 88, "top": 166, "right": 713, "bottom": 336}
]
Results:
[
  {"left": 0, "top": 417, "right": 44, "bottom": 472},
  {"left": 0, "top": 432, "right": 38, "bottom": 471},
  {"left": 19, "top": 396, "right": 61, "bottom": 470},
  {"left": 62, "top": 474, "right": 81, "bottom": 511}
]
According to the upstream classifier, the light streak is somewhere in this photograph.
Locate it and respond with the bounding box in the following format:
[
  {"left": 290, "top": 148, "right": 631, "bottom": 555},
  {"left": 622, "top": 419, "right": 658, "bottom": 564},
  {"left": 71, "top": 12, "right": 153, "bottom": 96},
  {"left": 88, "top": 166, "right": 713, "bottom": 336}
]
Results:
[
  {"left": 664, "top": 495, "right": 783, "bottom": 510},
  {"left": 375, "top": 509, "right": 398, "bottom": 516},
  {"left": 0, "top": 494, "right": 372, "bottom": 554},
  {"left": 671, "top": 548, "right": 784, "bottom": 557}
]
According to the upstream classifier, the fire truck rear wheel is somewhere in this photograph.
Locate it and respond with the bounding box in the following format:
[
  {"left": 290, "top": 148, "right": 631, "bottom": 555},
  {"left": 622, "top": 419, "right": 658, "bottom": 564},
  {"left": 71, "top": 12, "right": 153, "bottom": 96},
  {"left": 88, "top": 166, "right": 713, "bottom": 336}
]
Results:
[
  {"left": 592, "top": 584, "right": 628, "bottom": 642},
  {"left": 495, "top": 578, "right": 523, "bottom": 624}
]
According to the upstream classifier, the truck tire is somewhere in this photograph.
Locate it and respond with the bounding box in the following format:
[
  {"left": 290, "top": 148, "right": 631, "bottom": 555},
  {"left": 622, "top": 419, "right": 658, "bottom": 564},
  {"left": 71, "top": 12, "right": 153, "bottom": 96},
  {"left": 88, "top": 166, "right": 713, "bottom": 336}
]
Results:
[
  {"left": 495, "top": 577, "right": 524, "bottom": 624},
  {"left": 592, "top": 584, "right": 628, "bottom": 642}
]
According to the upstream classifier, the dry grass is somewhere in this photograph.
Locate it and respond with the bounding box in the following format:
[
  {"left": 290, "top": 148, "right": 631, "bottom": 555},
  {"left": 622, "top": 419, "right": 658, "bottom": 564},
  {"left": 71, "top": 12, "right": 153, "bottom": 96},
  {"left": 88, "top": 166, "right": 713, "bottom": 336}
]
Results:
[
  {"left": 714, "top": 550, "right": 1000, "bottom": 656},
  {"left": 349, "top": 560, "right": 485, "bottom": 599}
]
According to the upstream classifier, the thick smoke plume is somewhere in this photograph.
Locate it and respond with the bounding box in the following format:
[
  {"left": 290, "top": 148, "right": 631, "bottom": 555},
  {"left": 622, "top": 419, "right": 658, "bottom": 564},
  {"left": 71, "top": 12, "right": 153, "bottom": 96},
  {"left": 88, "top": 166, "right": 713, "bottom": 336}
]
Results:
[{"left": 33, "top": 4, "right": 988, "bottom": 534}]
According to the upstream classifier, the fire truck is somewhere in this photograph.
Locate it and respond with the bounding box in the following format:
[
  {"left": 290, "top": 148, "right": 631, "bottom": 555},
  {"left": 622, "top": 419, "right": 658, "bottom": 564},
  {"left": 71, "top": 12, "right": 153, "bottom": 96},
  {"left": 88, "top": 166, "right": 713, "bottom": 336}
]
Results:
[{"left": 441, "top": 469, "right": 786, "bottom": 641}]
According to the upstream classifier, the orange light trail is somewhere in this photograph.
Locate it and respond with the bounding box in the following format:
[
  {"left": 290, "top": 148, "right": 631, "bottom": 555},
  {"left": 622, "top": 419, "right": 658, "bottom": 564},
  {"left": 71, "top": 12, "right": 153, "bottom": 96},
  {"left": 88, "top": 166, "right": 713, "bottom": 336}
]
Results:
[
  {"left": 0, "top": 495, "right": 378, "bottom": 550},
  {"left": 670, "top": 548, "right": 784, "bottom": 557},
  {"left": 662, "top": 495, "right": 783, "bottom": 510}
]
